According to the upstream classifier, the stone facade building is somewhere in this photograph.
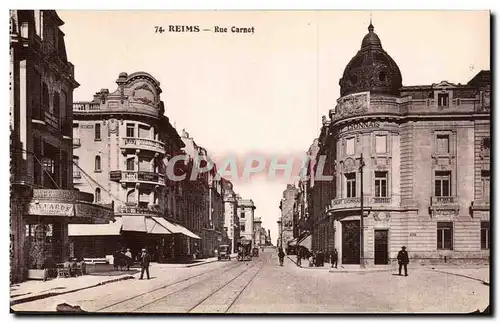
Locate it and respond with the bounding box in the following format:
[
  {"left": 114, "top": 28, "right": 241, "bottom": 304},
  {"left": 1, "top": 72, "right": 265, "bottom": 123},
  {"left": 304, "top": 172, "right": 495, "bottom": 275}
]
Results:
[
  {"left": 280, "top": 185, "right": 299, "bottom": 247},
  {"left": 237, "top": 198, "right": 256, "bottom": 248},
  {"left": 69, "top": 71, "right": 201, "bottom": 262},
  {"left": 10, "top": 10, "right": 113, "bottom": 282},
  {"left": 312, "top": 23, "right": 491, "bottom": 265},
  {"left": 180, "top": 131, "right": 225, "bottom": 257},
  {"left": 221, "top": 177, "right": 240, "bottom": 253}
]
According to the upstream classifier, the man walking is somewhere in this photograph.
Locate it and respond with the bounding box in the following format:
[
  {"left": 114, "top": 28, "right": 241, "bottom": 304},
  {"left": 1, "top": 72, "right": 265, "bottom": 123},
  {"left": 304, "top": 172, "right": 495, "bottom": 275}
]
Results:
[
  {"left": 278, "top": 247, "right": 285, "bottom": 266},
  {"left": 296, "top": 248, "right": 302, "bottom": 266},
  {"left": 139, "top": 248, "right": 151, "bottom": 280},
  {"left": 331, "top": 249, "right": 338, "bottom": 269},
  {"left": 397, "top": 246, "right": 409, "bottom": 276},
  {"left": 125, "top": 248, "right": 133, "bottom": 271}
]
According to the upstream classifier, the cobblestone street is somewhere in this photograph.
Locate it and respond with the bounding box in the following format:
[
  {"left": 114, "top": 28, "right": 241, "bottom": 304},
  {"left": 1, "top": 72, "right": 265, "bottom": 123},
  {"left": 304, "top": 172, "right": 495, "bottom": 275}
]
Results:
[{"left": 12, "top": 249, "right": 489, "bottom": 313}]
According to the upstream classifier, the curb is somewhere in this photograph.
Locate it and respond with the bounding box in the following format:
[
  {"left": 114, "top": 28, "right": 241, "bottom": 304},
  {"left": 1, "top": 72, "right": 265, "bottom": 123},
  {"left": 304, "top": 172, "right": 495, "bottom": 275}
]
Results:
[
  {"left": 430, "top": 268, "right": 489, "bottom": 285},
  {"left": 185, "top": 259, "right": 218, "bottom": 268},
  {"left": 10, "top": 275, "right": 134, "bottom": 306}
]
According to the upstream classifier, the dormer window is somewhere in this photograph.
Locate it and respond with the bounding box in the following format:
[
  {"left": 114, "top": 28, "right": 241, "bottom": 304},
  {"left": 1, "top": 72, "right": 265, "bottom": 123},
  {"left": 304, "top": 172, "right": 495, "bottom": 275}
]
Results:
[{"left": 438, "top": 93, "right": 449, "bottom": 107}]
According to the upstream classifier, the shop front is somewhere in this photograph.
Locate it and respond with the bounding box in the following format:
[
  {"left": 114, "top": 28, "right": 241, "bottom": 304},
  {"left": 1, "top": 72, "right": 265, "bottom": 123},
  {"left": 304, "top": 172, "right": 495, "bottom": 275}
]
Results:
[{"left": 12, "top": 189, "right": 114, "bottom": 281}]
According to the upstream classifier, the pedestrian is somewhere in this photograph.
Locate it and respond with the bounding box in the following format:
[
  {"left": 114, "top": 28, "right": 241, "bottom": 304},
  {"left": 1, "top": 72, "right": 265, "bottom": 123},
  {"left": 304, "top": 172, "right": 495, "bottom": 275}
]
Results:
[
  {"left": 331, "top": 249, "right": 338, "bottom": 268},
  {"left": 397, "top": 246, "right": 409, "bottom": 276},
  {"left": 278, "top": 247, "right": 285, "bottom": 266},
  {"left": 125, "top": 248, "right": 133, "bottom": 271},
  {"left": 139, "top": 248, "right": 151, "bottom": 280},
  {"left": 296, "top": 248, "right": 302, "bottom": 266}
]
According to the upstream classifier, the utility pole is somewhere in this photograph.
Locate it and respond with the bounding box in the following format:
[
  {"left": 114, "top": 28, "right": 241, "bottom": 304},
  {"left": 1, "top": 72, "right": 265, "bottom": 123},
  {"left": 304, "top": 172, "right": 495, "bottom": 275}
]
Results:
[{"left": 359, "top": 153, "right": 366, "bottom": 268}]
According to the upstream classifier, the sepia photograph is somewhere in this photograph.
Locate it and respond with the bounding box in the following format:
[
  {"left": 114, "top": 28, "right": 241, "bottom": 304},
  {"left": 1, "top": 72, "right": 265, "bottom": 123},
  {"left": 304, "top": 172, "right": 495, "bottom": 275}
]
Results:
[{"left": 9, "top": 8, "right": 491, "bottom": 314}]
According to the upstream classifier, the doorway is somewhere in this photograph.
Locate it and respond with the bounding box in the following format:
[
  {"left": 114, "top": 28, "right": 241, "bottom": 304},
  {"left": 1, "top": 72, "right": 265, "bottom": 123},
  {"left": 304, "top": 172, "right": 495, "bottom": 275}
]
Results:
[
  {"left": 374, "top": 230, "right": 389, "bottom": 265},
  {"left": 341, "top": 220, "right": 360, "bottom": 264}
]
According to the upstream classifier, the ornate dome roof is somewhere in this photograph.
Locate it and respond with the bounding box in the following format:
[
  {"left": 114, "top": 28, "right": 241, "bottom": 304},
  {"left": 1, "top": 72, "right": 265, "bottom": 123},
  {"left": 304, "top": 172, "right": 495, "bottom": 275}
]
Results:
[{"left": 339, "top": 23, "right": 402, "bottom": 97}]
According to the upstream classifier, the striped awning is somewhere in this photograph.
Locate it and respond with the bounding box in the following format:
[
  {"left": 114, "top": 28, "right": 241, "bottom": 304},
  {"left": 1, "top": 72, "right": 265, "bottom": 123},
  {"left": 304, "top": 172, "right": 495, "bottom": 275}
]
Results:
[
  {"left": 298, "top": 235, "right": 312, "bottom": 250},
  {"left": 68, "top": 217, "right": 123, "bottom": 236}
]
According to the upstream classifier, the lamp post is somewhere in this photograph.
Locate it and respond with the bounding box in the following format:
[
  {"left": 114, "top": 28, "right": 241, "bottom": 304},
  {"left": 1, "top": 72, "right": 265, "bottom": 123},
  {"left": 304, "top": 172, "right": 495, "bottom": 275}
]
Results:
[{"left": 359, "top": 153, "right": 366, "bottom": 268}]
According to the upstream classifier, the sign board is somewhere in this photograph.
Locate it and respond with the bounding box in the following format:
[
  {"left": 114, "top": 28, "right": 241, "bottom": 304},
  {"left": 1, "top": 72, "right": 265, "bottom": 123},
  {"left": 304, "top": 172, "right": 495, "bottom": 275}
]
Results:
[{"left": 28, "top": 202, "right": 74, "bottom": 217}]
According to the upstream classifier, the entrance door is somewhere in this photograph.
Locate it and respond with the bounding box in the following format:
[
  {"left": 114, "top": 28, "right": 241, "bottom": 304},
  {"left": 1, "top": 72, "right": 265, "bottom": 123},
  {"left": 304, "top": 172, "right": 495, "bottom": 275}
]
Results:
[
  {"left": 374, "top": 230, "right": 389, "bottom": 265},
  {"left": 341, "top": 220, "right": 360, "bottom": 264}
]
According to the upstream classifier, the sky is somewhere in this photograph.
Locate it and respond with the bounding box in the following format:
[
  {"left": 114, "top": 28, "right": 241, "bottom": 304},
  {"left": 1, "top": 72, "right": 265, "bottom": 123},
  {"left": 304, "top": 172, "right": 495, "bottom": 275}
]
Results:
[{"left": 57, "top": 10, "right": 490, "bottom": 243}]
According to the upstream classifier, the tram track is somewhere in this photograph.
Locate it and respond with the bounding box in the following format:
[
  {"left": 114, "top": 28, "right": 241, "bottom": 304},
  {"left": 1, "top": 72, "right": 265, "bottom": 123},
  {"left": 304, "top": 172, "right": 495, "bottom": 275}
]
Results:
[
  {"left": 95, "top": 260, "right": 243, "bottom": 312},
  {"left": 189, "top": 256, "right": 267, "bottom": 313}
]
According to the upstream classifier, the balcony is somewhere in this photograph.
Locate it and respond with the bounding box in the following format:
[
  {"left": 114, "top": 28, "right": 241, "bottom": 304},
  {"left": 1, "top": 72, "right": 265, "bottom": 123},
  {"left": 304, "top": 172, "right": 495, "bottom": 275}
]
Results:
[
  {"left": 430, "top": 196, "right": 460, "bottom": 215},
  {"left": 73, "top": 101, "right": 160, "bottom": 119},
  {"left": 431, "top": 196, "right": 457, "bottom": 205},
  {"left": 73, "top": 138, "right": 81, "bottom": 147},
  {"left": 471, "top": 199, "right": 490, "bottom": 211},
  {"left": 117, "top": 204, "right": 162, "bottom": 216},
  {"left": 373, "top": 197, "right": 392, "bottom": 204},
  {"left": 73, "top": 170, "right": 81, "bottom": 179},
  {"left": 109, "top": 170, "right": 165, "bottom": 186},
  {"left": 121, "top": 137, "right": 166, "bottom": 155},
  {"left": 73, "top": 102, "right": 101, "bottom": 113}
]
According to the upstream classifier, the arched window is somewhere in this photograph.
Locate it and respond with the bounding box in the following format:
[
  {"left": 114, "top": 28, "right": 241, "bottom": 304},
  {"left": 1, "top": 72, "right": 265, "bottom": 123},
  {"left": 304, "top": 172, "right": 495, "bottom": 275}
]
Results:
[
  {"left": 95, "top": 155, "right": 101, "bottom": 172},
  {"left": 127, "top": 189, "right": 136, "bottom": 204},
  {"left": 95, "top": 188, "right": 101, "bottom": 203}
]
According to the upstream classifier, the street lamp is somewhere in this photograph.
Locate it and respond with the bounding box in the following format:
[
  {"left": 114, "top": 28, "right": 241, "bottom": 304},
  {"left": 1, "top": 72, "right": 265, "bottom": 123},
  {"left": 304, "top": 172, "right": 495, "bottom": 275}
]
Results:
[{"left": 359, "top": 153, "right": 366, "bottom": 268}]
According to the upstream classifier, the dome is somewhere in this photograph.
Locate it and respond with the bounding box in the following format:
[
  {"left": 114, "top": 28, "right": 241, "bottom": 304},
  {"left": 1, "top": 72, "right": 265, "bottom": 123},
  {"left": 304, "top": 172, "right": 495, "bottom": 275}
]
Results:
[{"left": 339, "top": 23, "right": 402, "bottom": 97}]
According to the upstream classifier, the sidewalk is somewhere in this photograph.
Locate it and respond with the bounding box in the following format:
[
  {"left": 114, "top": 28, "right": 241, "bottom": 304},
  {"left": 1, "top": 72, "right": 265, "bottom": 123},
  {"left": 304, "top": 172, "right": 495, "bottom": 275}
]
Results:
[{"left": 10, "top": 272, "right": 136, "bottom": 306}]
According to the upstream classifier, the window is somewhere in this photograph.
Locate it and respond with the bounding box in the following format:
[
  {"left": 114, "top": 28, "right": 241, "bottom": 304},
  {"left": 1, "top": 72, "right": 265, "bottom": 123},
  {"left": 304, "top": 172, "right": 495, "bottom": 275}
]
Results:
[
  {"left": 435, "top": 171, "right": 451, "bottom": 197},
  {"left": 345, "top": 138, "right": 355, "bottom": 155},
  {"left": 126, "top": 158, "right": 135, "bottom": 171},
  {"left": 139, "top": 125, "right": 151, "bottom": 138},
  {"left": 438, "top": 93, "right": 449, "bottom": 107},
  {"left": 240, "top": 224, "right": 246, "bottom": 232},
  {"left": 95, "top": 123, "right": 101, "bottom": 140},
  {"left": 240, "top": 212, "right": 245, "bottom": 218},
  {"left": 53, "top": 92, "right": 60, "bottom": 121},
  {"left": 126, "top": 124, "right": 135, "bottom": 138},
  {"left": 375, "top": 135, "right": 387, "bottom": 154},
  {"left": 374, "top": 172, "right": 388, "bottom": 197},
  {"left": 481, "top": 170, "right": 490, "bottom": 199},
  {"left": 41, "top": 157, "right": 55, "bottom": 174},
  {"left": 481, "top": 221, "right": 490, "bottom": 250},
  {"left": 437, "top": 222, "right": 453, "bottom": 250},
  {"left": 95, "top": 155, "right": 101, "bottom": 172},
  {"left": 346, "top": 173, "right": 356, "bottom": 198},
  {"left": 436, "top": 134, "right": 449, "bottom": 154},
  {"left": 72, "top": 156, "right": 80, "bottom": 178},
  {"left": 95, "top": 188, "right": 101, "bottom": 203}
]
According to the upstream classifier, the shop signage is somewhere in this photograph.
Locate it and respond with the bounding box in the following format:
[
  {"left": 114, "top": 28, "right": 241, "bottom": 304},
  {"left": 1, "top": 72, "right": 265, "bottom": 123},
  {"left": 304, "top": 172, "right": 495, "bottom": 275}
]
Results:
[
  {"left": 28, "top": 202, "right": 74, "bottom": 217},
  {"left": 344, "top": 121, "right": 381, "bottom": 132},
  {"left": 109, "top": 171, "right": 123, "bottom": 181},
  {"left": 75, "top": 203, "right": 113, "bottom": 220}
]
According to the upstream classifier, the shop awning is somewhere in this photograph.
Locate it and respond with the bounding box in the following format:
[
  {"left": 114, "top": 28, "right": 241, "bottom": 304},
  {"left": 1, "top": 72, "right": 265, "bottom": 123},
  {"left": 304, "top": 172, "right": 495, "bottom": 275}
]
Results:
[
  {"left": 288, "top": 238, "right": 298, "bottom": 246},
  {"left": 68, "top": 217, "right": 122, "bottom": 236},
  {"left": 298, "top": 234, "right": 312, "bottom": 250},
  {"left": 148, "top": 217, "right": 174, "bottom": 235},
  {"left": 154, "top": 217, "right": 201, "bottom": 239},
  {"left": 122, "top": 215, "right": 147, "bottom": 232}
]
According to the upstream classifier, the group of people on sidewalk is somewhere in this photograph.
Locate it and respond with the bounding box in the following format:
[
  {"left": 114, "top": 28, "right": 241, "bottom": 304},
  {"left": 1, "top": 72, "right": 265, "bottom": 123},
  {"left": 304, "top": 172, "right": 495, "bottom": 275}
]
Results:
[
  {"left": 113, "top": 247, "right": 152, "bottom": 280},
  {"left": 282, "top": 245, "right": 410, "bottom": 276}
]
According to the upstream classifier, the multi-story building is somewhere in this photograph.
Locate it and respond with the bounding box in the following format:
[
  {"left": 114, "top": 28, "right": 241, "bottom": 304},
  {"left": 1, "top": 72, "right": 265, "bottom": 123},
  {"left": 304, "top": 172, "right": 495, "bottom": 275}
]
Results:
[
  {"left": 317, "top": 22, "right": 490, "bottom": 266},
  {"left": 237, "top": 198, "right": 256, "bottom": 248},
  {"left": 279, "top": 184, "right": 299, "bottom": 249},
  {"left": 221, "top": 178, "right": 240, "bottom": 253},
  {"left": 253, "top": 218, "right": 270, "bottom": 247},
  {"left": 181, "top": 130, "right": 224, "bottom": 257},
  {"left": 10, "top": 10, "right": 113, "bottom": 282},
  {"left": 69, "top": 71, "right": 201, "bottom": 263}
]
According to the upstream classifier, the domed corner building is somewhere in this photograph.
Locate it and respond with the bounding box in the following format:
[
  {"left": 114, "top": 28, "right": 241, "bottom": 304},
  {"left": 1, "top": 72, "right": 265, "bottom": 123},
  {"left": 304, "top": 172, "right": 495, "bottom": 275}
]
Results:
[{"left": 311, "top": 22, "right": 490, "bottom": 266}]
